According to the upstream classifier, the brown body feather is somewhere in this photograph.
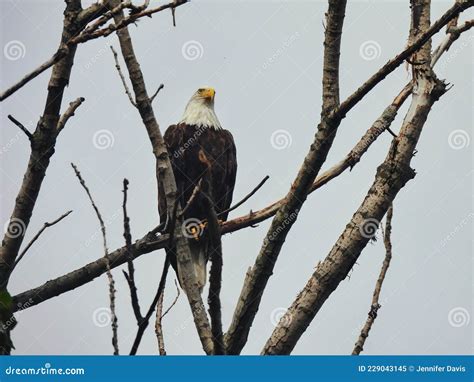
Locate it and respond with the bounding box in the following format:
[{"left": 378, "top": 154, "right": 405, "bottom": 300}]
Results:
[{"left": 158, "top": 123, "right": 237, "bottom": 290}]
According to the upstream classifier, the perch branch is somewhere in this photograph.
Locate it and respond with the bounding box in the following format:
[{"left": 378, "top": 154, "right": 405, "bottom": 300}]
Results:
[{"left": 109, "top": 0, "right": 213, "bottom": 354}]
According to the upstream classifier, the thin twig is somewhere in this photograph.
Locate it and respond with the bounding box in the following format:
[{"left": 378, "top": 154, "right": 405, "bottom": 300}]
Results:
[
  {"left": 352, "top": 204, "right": 394, "bottom": 355},
  {"left": 129, "top": 256, "right": 170, "bottom": 355},
  {"left": 122, "top": 178, "right": 142, "bottom": 323},
  {"left": 161, "top": 279, "right": 181, "bottom": 319},
  {"left": 13, "top": 210, "right": 73, "bottom": 269},
  {"left": 171, "top": 7, "right": 176, "bottom": 27},
  {"left": 71, "top": 163, "right": 119, "bottom": 356},
  {"left": 57, "top": 97, "right": 85, "bottom": 133},
  {"left": 110, "top": 46, "right": 137, "bottom": 107},
  {"left": 155, "top": 279, "right": 181, "bottom": 355},
  {"left": 150, "top": 84, "right": 164, "bottom": 103},
  {"left": 217, "top": 175, "right": 269, "bottom": 218},
  {"left": 331, "top": 0, "right": 473, "bottom": 119},
  {"left": 7, "top": 115, "right": 33, "bottom": 141}
]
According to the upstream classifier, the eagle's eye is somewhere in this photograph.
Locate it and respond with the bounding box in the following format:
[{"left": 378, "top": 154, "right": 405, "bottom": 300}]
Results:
[{"left": 198, "top": 88, "right": 205, "bottom": 93}]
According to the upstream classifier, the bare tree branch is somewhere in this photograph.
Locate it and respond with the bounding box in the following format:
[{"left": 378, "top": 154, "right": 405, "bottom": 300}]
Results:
[
  {"left": 262, "top": 0, "right": 441, "bottom": 355},
  {"left": 13, "top": 211, "right": 73, "bottom": 270},
  {"left": 155, "top": 290, "right": 166, "bottom": 355},
  {"left": 110, "top": 46, "right": 137, "bottom": 107},
  {"left": 150, "top": 84, "right": 164, "bottom": 103},
  {"left": 57, "top": 97, "right": 85, "bottom": 133},
  {"left": 321, "top": 0, "right": 346, "bottom": 113},
  {"left": 129, "top": 257, "right": 170, "bottom": 355},
  {"left": 121, "top": 179, "right": 142, "bottom": 323},
  {"left": 332, "top": 0, "right": 473, "bottom": 120},
  {"left": 217, "top": 175, "right": 269, "bottom": 218},
  {"left": 431, "top": 18, "right": 474, "bottom": 66},
  {"left": 0, "top": 2, "right": 87, "bottom": 355},
  {"left": 224, "top": 0, "right": 473, "bottom": 354},
  {"left": 155, "top": 279, "right": 180, "bottom": 355},
  {"left": 71, "top": 163, "right": 119, "bottom": 355},
  {"left": 161, "top": 279, "right": 181, "bottom": 320},
  {"left": 352, "top": 204, "right": 394, "bottom": 355},
  {"left": 0, "top": 0, "right": 188, "bottom": 102},
  {"left": 7, "top": 115, "right": 33, "bottom": 141},
  {"left": 224, "top": 0, "right": 348, "bottom": 355},
  {"left": 10, "top": 11, "right": 472, "bottom": 325}
]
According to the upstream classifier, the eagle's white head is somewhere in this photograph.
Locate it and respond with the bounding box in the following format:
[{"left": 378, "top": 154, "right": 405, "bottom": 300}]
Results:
[{"left": 179, "top": 87, "right": 222, "bottom": 130}]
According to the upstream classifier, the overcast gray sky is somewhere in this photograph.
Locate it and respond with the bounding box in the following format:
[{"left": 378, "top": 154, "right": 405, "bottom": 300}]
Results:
[{"left": 0, "top": 0, "right": 472, "bottom": 355}]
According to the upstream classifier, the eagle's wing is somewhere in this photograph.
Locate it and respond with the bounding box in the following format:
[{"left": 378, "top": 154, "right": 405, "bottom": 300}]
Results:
[{"left": 215, "top": 129, "right": 237, "bottom": 221}]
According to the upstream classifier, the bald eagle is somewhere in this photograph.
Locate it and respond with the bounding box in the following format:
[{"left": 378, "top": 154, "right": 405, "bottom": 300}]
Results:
[{"left": 158, "top": 87, "right": 237, "bottom": 292}]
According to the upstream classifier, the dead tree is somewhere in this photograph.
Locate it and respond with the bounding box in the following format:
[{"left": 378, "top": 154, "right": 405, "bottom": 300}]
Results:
[{"left": 0, "top": 0, "right": 472, "bottom": 355}]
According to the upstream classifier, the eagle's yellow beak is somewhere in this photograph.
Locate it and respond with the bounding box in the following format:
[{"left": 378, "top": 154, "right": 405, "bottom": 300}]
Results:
[{"left": 200, "top": 88, "right": 215, "bottom": 101}]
